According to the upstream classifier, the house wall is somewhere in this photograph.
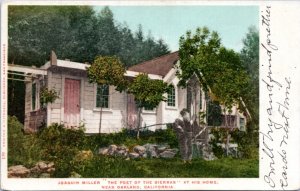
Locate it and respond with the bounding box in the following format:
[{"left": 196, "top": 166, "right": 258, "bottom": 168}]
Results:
[
  {"left": 24, "top": 77, "right": 47, "bottom": 132},
  {"left": 24, "top": 81, "right": 32, "bottom": 130},
  {"left": 220, "top": 105, "right": 247, "bottom": 130},
  {"left": 141, "top": 111, "right": 157, "bottom": 131},
  {"left": 83, "top": 84, "right": 126, "bottom": 134},
  {"left": 48, "top": 73, "right": 63, "bottom": 123},
  {"left": 47, "top": 70, "right": 126, "bottom": 133},
  {"left": 161, "top": 77, "right": 187, "bottom": 126}
]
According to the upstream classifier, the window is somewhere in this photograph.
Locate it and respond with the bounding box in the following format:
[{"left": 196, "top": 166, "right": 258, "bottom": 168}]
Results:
[
  {"left": 167, "top": 85, "right": 176, "bottom": 107},
  {"left": 240, "top": 117, "right": 245, "bottom": 131},
  {"left": 199, "top": 90, "right": 202, "bottom": 110},
  {"left": 32, "top": 83, "right": 36, "bottom": 110},
  {"left": 96, "top": 84, "right": 109, "bottom": 108}
]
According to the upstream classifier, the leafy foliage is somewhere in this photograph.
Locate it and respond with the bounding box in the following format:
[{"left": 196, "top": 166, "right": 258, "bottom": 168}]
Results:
[
  {"left": 177, "top": 27, "right": 249, "bottom": 110},
  {"left": 39, "top": 87, "right": 59, "bottom": 108},
  {"left": 8, "top": 116, "right": 42, "bottom": 167},
  {"left": 207, "top": 100, "right": 222, "bottom": 126},
  {"left": 8, "top": 117, "right": 257, "bottom": 178},
  {"left": 127, "top": 74, "right": 170, "bottom": 137},
  {"left": 240, "top": 26, "right": 259, "bottom": 126},
  {"left": 38, "top": 123, "right": 86, "bottom": 177},
  {"left": 87, "top": 56, "right": 127, "bottom": 92},
  {"left": 8, "top": 6, "right": 170, "bottom": 123},
  {"left": 8, "top": 6, "right": 170, "bottom": 67},
  {"left": 128, "top": 74, "right": 170, "bottom": 109},
  {"left": 231, "top": 122, "right": 259, "bottom": 159}
]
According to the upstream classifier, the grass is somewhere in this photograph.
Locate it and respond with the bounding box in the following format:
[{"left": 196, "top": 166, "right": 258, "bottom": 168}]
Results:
[{"left": 77, "top": 156, "right": 258, "bottom": 178}]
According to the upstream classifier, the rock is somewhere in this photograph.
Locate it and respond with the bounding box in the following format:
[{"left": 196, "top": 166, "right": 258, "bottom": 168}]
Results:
[
  {"left": 39, "top": 173, "right": 50, "bottom": 178},
  {"left": 30, "top": 166, "right": 40, "bottom": 174},
  {"left": 118, "top": 145, "right": 128, "bottom": 151},
  {"left": 70, "top": 171, "right": 82, "bottom": 178},
  {"left": 8, "top": 165, "right": 30, "bottom": 178},
  {"left": 159, "top": 151, "right": 176, "bottom": 158},
  {"left": 143, "top": 143, "right": 158, "bottom": 150},
  {"left": 148, "top": 150, "right": 158, "bottom": 158},
  {"left": 47, "top": 162, "right": 55, "bottom": 168},
  {"left": 108, "top": 144, "right": 118, "bottom": 155},
  {"left": 143, "top": 144, "right": 158, "bottom": 158},
  {"left": 115, "top": 149, "right": 127, "bottom": 157},
  {"left": 133, "top": 145, "right": 146, "bottom": 155},
  {"left": 98, "top": 147, "right": 109, "bottom": 155},
  {"left": 46, "top": 167, "right": 55, "bottom": 173},
  {"left": 129, "top": 152, "right": 140, "bottom": 159},
  {"left": 157, "top": 144, "right": 170, "bottom": 153},
  {"left": 165, "top": 148, "right": 179, "bottom": 154},
  {"left": 37, "top": 161, "right": 48, "bottom": 170},
  {"left": 125, "top": 157, "right": 130, "bottom": 161}
]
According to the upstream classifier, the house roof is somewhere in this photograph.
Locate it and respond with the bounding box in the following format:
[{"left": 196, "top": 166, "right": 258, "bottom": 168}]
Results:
[
  {"left": 128, "top": 51, "right": 179, "bottom": 77},
  {"left": 40, "top": 51, "right": 163, "bottom": 80}
]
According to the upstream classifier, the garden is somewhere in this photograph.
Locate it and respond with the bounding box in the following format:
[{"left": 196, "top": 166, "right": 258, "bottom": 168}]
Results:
[{"left": 8, "top": 115, "right": 258, "bottom": 178}]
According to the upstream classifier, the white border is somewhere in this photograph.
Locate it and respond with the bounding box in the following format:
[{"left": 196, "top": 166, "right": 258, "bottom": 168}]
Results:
[{"left": 1, "top": 1, "right": 300, "bottom": 190}]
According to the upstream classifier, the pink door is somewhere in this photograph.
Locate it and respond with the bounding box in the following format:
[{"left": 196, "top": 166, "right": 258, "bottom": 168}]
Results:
[
  {"left": 64, "top": 78, "right": 80, "bottom": 127},
  {"left": 127, "top": 94, "right": 138, "bottom": 129}
]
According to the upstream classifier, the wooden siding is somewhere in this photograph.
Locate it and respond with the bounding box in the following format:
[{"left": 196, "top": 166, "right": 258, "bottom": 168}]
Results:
[
  {"left": 141, "top": 112, "right": 157, "bottom": 131},
  {"left": 24, "top": 82, "right": 32, "bottom": 130},
  {"left": 83, "top": 83, "right": 126, "bottom": 133},
  {"left": 49, "top": 73, "right": 62, "bottom": 123},
  {"left": 155, "top": 102, "right": 163, "bottom": 129},
  {"left": 83, "top": 109, "right": 124, "bottom": 133},
  {"left": 24, "top": 79, "right": 47, "bottom": 132}
]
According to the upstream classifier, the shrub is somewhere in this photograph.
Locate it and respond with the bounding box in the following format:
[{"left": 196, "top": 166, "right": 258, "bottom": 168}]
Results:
[
  {"left": 8, "top": 116, "right": 42, "bottom": 167},
  {"left": 84, "top": 126, "right": 179, "bottom": 152},
  {"left": 38, "top": 123, "right": 86, "bottom": 177},
  {"left": 210, "top": 120, "right": 259, "bottom": 159},
  {"left": 209, "top": 128, "right": 227, "bottom": 158},
  {"left": 231, "top": 123, "right": 258, "bottom": 159}
]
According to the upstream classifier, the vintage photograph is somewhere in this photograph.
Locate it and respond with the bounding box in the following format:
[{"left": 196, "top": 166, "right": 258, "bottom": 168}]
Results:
[{"left": 6, "top": 4, "right": 259, "bottom": 179}]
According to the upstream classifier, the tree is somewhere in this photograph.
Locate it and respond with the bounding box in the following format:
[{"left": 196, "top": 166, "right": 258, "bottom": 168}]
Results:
[
  {"left": 86, "top": 56, "right": 127, "bottom": 133},
  {"left": 238, "top": 26, "right": 259, "bottom": 154},
  {"left": 178, "top": 26, "right": 249, "bottom": 114},
  {"left": 177, "top": 27, "right": 250, "bottom": 156},
  {"left": 128, "top": 74, "right": 170, "bottom": 139},
  {"left": 8, "top": 5, "right": 170, "bottom": 123},
  {"left": 240, "top": 26, "right": 259, "bottom": 129}
]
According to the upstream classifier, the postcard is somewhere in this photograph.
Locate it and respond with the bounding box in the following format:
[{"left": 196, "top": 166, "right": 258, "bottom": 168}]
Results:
[{"left": 1, "top": 0, "right": 300, "bottom": 190}]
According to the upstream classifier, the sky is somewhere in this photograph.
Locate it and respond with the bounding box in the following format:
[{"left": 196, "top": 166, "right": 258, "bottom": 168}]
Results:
[{"left": 94, "top": 6, "right": 259, "bottom": 52}]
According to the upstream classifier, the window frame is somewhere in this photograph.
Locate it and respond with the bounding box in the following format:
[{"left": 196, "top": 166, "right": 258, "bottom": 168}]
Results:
[
  {"left": 239, "top": 117, "right": 246, "bottom": 131},
  {"left": 95, "top": 84, "right": 110, "bottom": 109},
  {"left": 31, "top": 81, "right": 40, "bottom": 111},
  {"left": 166, "top": 84, "right": 177, "bottom": 109}
]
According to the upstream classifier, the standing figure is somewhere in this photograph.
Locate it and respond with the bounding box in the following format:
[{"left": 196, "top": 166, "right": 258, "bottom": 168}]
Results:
[{"left": 173, "top": 109, "right": 193, "bottom": 163}]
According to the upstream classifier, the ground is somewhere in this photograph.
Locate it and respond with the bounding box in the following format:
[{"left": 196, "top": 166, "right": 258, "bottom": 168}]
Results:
[{"left": 77, "top": 156, "right": 258, "bottom": 178}]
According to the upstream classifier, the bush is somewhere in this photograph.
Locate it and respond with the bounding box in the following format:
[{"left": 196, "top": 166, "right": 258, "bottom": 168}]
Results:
[
  {"left": 8, "top": 116, "right": 42, "bottom": 167},
  {"left": 38, "top": 123, "right": 86, "bottom": 177},
  {"left": 231, "top": 124, "right": 258, "bottom": 159},
  {"left": 209, "top": 128, "right": 226, "bottom": 158},
  {"left": 210, "top": 120, "right": 259, "bottom": 159},
  {"left": 84, "top": 126, "right": 178, "bottom": 152}
]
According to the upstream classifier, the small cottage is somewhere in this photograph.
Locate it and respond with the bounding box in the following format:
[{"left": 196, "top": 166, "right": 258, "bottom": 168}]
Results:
[{"left": 19, "top": 51, "right": 246, "bottom": 133}]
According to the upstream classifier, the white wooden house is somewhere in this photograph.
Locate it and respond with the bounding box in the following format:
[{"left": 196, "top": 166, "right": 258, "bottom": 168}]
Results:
[{"left": 20, "top": 51, "right": 247, "bottom": 133}]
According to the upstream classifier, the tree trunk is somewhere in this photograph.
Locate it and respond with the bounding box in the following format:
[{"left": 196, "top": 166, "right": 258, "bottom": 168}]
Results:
[
  {"left": 226, "top": 132, "right": 231, "bottom": 156},
  {"left": 99, "top": 106, "right": 103, "bottom": 134},
  {"left": 98, "top": 87, "right": 104, "bottom": 134},
  {"left": 137, "top": 107, "right": 142, "bottom": 139}
]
